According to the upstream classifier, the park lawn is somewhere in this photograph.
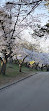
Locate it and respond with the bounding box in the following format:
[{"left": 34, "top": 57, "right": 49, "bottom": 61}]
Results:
[
  {"left": 0, "top": 62, "right": 46, "bottom": 87},
  {"left": 0, "top": 63, "right": 33, "bottom": 87},
  {"left": 6, "top": 63, "right": 33, "bottom": 76}
]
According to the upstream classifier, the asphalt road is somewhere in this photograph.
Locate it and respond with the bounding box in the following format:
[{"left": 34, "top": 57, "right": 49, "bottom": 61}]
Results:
[{"left": 0, "top": 72, "right": 49, "bottom": 111}]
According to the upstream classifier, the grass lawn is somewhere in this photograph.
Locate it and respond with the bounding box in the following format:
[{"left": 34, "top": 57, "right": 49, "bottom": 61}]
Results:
[
  {"left": 0, "top": 62, "right": 45, "bottom": 87},
  {"left": 0, "top": 62, "right": 34, "bottom": 87}
]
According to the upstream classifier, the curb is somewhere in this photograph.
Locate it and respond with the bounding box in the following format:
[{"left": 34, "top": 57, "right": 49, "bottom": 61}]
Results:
[{"left": 0, "top": 72, "right": 38, "bottom": 91}]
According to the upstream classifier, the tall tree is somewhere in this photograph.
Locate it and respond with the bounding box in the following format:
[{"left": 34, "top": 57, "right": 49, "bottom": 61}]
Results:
[
  {"left": 16, "top": 55, "right": 28, "bottom": 72},
  {"left": 0, "top": 0, "right": 42, "bottom": 75}
]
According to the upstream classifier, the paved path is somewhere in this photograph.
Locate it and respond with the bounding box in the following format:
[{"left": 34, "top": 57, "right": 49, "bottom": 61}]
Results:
[{"left": 0, "top": 72, "right": 49, "bottom": 111}]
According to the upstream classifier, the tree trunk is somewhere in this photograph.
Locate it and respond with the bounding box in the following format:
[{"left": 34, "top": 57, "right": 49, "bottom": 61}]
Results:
[
  {"left": 1, "top": 59, "right": 6, "bottom": 75},
  {"left": 19, "top": 64, "right": 22, "bottom": 72}
]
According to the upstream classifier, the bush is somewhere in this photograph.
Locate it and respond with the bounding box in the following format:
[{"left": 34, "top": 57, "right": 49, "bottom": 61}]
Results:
[{"left": 46, "top": 23, "right": 49, "bottom": 27}]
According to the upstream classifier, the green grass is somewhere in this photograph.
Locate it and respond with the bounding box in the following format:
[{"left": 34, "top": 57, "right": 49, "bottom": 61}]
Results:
[
  {"left": 0, "top": 62, "right": 46, "bottom": 86},
  {"left": 6, "top": 63, "right": 32, "bottom": 77},
  {"left": 0, "top": 63, "right": 34, "bottom": 86}
]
